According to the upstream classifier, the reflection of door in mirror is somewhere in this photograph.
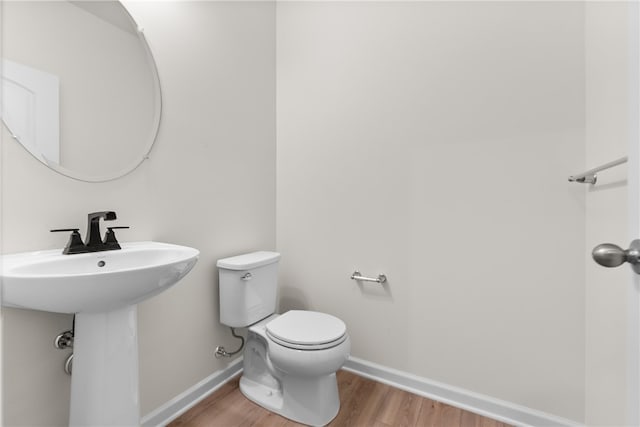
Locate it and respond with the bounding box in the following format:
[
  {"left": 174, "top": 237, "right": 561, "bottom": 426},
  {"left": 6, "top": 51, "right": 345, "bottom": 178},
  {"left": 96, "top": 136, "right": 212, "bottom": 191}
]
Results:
[
  {"left": 1, "top": 0, "right": 161, "bottom": 182},
  {"left": 1, "top": 59, "right": 60, "bottom": 166}
]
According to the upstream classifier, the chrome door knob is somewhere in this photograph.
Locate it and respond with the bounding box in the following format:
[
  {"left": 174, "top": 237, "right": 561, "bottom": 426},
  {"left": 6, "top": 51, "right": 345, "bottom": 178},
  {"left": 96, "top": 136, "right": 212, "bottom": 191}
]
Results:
[
  {"left": 592, "top": 243, "right": 628, "bottom": 267},
  {"left": 592, "top": 239, "right": 640, "bottom": 274}
]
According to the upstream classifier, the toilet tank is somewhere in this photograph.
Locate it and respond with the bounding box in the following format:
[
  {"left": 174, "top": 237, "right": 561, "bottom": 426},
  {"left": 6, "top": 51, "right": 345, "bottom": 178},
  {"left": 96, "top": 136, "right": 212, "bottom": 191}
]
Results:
[{"left": 217, "top": 251, "right": 281, "bottom": 328}]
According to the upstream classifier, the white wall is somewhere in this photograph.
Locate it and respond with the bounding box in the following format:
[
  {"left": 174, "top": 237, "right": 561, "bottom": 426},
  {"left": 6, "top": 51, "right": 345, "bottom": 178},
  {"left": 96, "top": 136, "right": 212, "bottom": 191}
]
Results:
[
  {"left": 584, "top": 3, "right": 630, "bottom": 425},
  {"left": 1, "top": 1, "right": 275, "bottom": 424},
  {"left": 276, "top": 2, "right": 587, "bottom": 421}
]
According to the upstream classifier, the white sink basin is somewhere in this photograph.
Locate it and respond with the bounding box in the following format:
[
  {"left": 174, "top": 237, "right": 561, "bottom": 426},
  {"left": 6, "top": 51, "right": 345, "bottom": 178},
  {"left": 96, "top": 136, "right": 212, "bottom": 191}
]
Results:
[
  {"left": 0, "top": 240, "right": 199, "bottom": 426},
  {"left": 1, "top": 241, "right": 199, "bottom": 313}
]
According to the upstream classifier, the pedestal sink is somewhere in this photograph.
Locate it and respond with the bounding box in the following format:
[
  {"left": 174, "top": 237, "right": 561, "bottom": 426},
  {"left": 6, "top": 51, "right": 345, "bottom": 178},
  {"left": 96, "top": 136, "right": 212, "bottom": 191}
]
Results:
[{"left": 0, "top": 241, "right": 199, "bottom": 426}]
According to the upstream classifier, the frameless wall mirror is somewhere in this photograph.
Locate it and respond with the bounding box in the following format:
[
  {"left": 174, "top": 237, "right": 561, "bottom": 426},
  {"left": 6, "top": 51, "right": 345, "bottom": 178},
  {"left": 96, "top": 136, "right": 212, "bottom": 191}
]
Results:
[{"left": 1, "top": 0, "right": 161, "bottom": 182}]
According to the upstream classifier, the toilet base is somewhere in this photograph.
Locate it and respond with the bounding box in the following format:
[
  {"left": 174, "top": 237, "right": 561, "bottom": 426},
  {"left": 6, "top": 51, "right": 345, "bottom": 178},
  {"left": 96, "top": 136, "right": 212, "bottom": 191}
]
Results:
[
  {"left": 238, "top": 313, "right": 348, "bottom": 426},
  {"left": 239, "top": 372, "right": 340, "bottom": 426}
]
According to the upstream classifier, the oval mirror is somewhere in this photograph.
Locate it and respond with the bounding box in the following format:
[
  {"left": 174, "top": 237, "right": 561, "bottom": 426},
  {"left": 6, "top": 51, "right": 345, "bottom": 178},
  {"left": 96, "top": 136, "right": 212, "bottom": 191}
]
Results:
[{"left": 1, "top": 0, "right": 161, "bottom": 182}]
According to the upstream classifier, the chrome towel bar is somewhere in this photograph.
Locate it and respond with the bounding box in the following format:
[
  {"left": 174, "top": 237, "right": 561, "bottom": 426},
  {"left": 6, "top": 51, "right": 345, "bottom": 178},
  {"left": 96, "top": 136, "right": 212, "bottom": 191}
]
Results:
[
  {"left": 351, "top": 270, "right": 387, "bottom": 284},
  {"left": 568, "top": 156, "right": 627, "bottom": 184}
]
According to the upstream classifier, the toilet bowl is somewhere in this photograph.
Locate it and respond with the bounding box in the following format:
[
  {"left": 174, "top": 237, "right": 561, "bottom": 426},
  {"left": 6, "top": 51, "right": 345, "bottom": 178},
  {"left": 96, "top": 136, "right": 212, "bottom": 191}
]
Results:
[
  {"left": 240, "top": 311, "right": 350, "bottom": 426},
  {"left": 216, "top": 252, "right": 350, "bottom": 426}
]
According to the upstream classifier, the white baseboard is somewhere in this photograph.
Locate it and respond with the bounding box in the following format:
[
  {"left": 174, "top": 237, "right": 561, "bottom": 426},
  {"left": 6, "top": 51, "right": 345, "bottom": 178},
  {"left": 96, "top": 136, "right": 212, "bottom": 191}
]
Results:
[
  {"left": 140, "top": 358, "right": 243, "bottom": 427},
  {"left": 141, "top": 355, "right": 582, "bottom": 427},
  {"left": 343, "top": 357, "right": 583, "bottom": 427}
]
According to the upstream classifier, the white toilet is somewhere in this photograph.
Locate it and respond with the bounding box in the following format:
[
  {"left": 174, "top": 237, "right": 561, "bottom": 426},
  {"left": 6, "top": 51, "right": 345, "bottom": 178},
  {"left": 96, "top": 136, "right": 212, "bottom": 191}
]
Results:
[{"left": 217, "top": 251, "right": 350, "bottom": 426}]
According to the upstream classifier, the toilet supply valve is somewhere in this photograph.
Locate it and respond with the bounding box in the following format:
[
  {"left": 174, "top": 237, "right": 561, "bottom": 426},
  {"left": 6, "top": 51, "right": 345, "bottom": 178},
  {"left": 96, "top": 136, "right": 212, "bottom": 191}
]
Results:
[
  {"left": 215, "top": 327, "right": 245, "bottom": 358},
  {"left": 214, "top": 346, "right": 232, "bottom": 358}
]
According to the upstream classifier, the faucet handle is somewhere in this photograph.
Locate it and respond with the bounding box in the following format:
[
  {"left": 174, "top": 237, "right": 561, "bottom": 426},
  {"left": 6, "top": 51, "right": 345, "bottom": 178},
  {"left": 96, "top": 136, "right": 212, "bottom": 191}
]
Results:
[
  {"left": 51, "top": 229, "right": 86, "bottom": 255},
  {"left": 103, "top": 226, "right": 130, "bottom": 250}
]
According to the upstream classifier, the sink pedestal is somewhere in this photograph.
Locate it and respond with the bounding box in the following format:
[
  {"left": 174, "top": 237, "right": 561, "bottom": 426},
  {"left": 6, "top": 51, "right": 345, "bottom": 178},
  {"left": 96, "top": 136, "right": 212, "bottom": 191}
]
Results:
[{"left": 70, "top": 305, "right": 140, "bottom": 426}]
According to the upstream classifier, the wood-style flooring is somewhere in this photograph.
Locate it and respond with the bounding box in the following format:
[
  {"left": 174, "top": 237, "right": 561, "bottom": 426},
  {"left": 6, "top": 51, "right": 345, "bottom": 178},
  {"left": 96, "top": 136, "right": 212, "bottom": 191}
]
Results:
[{"left": 169, "top": 370, "right": 512, "bottom": 427}]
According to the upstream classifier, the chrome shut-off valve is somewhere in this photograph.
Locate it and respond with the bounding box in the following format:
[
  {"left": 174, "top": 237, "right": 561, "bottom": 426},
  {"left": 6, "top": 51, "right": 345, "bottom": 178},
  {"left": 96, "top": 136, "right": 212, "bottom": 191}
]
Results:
[
  {"left": 54, "top": 330, "right": 74, "bottom": 349},
  {"left": 592, "top": 239, "right": 640, "bottom": 274}
]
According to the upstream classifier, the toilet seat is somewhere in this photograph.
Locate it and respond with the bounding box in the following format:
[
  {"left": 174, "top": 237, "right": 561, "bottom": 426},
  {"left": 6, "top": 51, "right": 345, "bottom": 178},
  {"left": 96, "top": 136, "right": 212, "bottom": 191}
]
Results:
[{"left": 266, "top": 310, "right": 347, "bottom": 350}]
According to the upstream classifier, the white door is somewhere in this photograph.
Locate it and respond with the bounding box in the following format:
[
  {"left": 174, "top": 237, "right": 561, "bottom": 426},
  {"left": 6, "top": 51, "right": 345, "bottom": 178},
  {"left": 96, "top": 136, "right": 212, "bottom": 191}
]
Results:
[
  {"left": 585, "top": 4, "right": 639, "bottom": 424},
  {"left": 628, "top": 5, "right": 640, "bottom": 423},
  {"left": 1, "top": 59, "right": 59, "bottom": 164},
  {"left": 629, "top": 19, "right": 640, "bottom": 418}
]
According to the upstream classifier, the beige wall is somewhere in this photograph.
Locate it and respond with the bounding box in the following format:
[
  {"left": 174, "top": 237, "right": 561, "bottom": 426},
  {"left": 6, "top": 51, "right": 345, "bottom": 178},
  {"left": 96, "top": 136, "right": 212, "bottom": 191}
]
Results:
[
  {"left": 584, "top": 3, "right": 630, "bottom": 425},
  {"left": 1, "top": 1, "right": 276, "bottom": 424},
  {"left": 276, "top": 2, "right": 587, "bottom": 421}
]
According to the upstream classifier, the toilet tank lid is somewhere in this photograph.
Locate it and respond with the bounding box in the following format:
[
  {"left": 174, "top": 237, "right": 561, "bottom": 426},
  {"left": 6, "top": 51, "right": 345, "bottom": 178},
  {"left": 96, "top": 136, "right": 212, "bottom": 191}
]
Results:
[{"left": 216, "top": 251, "right": 280, "bottom": 270}]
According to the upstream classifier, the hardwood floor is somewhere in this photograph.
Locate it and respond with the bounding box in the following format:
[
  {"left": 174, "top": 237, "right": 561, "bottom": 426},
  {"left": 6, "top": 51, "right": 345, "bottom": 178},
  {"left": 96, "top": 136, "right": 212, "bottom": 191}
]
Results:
[{"left": 169, "top": 370, "right": 512, "bottom": 427}]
